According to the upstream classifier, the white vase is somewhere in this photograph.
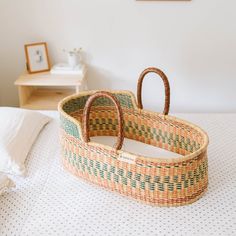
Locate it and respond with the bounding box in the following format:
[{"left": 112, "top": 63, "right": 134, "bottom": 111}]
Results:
[{"left": 67, "top": 53, "right": 80, "bottom": 68}]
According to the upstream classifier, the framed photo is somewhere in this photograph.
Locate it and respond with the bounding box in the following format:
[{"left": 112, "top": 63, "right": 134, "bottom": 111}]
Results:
[{"left": 24, "top": 42, "right": 50, "bottom": 73}]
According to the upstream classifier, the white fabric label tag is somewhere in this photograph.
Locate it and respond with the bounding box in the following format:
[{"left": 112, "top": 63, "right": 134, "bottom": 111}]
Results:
[{"left": 118, "top": 153, "right": 136, "bottom": 164}]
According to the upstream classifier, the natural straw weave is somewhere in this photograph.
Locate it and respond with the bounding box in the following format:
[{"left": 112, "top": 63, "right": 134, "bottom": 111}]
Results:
[{"left": 58, "top": 67, "right": 209, "bottom": 207}]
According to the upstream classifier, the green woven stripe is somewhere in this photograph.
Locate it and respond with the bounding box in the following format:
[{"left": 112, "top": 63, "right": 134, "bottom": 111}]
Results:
[
  {"left": 62, "top": 93, "right": 134, "bottom": 113},
  {"left": 64, "top": 150, "right": 208, "bottom": 192},
  {"left": 63, "top": 95, "right": 89, "bottom": 113},
  {"left": 60, "top": 115, "right": 81, "bottom": 139},
  {"left": 87, "top": 117, "right": 200, "bottom": 153}
]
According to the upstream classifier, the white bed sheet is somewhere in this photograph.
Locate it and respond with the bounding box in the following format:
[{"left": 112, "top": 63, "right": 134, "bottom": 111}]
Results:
[{"left": 0, "top": 111, "right": 235, "bottom": 236}]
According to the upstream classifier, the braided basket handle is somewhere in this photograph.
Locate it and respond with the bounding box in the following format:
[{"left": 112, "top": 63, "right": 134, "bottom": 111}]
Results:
[
  {"left": 83, "top": 91, "right": 124, "bottom": 150},
  {"left": 137, "top": 67, "right": 170, "bottom": 115}
]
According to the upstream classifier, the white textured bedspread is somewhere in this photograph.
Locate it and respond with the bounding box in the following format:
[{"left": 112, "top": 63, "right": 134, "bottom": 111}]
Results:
[{"left": 0, "top": 112, "right": 235, "bottom": 236}]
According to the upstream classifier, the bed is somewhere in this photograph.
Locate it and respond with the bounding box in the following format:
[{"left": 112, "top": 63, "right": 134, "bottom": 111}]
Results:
[{"left": 0, "top": 111, "right": 235, "bottom": 236}]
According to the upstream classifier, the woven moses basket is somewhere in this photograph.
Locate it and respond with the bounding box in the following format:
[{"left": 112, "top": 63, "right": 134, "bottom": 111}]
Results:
[{"left": 58, "top": 67, "right": 209, "bottom": 207}]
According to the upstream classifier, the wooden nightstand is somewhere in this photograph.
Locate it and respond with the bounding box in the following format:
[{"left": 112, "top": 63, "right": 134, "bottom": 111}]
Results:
[{"left": 15, "top": 69, "right": 87, "bottom": 110}]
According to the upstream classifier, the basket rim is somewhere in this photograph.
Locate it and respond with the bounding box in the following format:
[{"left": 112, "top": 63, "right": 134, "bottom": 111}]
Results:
[{"left": 58, "top": 90, "right": 209, "bottom": 164}]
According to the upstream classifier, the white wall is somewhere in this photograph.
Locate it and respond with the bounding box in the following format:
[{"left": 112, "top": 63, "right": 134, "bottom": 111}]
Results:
[{"left": 0, "top": 0, "right": 235, "bottom": 112}]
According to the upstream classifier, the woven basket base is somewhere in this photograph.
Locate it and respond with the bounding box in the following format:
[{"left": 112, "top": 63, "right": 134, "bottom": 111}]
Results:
[{"left": 63, "top": 160, "right": 208, "bottom": 207}]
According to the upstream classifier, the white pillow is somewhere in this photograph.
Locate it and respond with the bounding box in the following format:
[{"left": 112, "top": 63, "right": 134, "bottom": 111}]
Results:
[
  {"left": 0, "top": 107, "right": 51, "bottom": 175},
  {"left": 0, "top": 173, "right": 15, "bottom": 195}
]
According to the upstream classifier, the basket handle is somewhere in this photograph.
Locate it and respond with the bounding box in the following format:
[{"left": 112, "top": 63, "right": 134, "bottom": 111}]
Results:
[
  {"left": 137, "top": 67, "right": 170, "bottom": 115},
  {"left": 83, "top": 91, "right": 124, "bottom": 150}
]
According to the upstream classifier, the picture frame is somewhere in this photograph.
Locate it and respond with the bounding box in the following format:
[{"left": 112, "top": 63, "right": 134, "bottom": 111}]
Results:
[{"left": 24, "top": 42, "right": 50, "bottom": 74}]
